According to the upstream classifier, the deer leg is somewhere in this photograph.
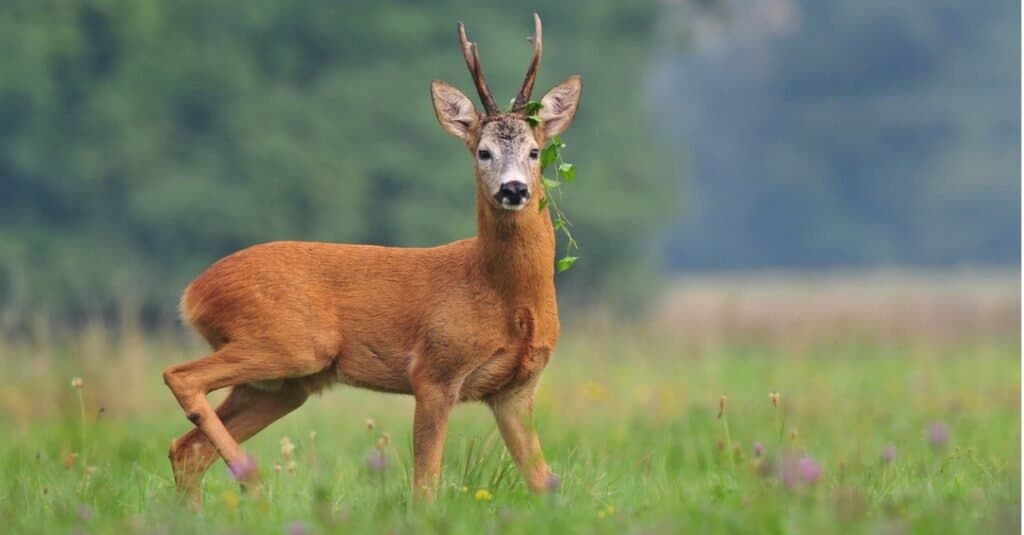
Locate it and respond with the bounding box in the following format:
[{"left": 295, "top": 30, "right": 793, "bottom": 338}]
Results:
[
  {"left": 163, "top": 343, "right": 327, "bottom": 489},
  {"left": 410, "top": 382, "right": 458, "bottom": 499},
  {"left": 169, "top": 382, "right": 308, "bottom": 504},
  {"left": 489, "top": 389, "right": 558, "bottom": 493}
]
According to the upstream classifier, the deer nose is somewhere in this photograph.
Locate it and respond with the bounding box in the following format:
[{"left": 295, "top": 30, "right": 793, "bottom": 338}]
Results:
[{"left": 495, "top": 181, "right": 530, "bottom": 206}]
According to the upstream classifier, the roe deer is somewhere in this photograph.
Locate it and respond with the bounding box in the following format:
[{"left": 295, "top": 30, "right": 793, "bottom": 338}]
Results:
[{"left": 163, "top": 13, "right": 582, "bottom": 502}]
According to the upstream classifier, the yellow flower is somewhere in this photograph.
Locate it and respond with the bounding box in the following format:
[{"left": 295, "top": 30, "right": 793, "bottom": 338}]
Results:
[
  {"left": 582, "top": 382, "right": 607, "bottom": 402},
  {"left": 474, "top": 489, "right": 493, "bottom": 501},
  {"left": 221, "top": 491, "right": 239, "bottom": 509}
]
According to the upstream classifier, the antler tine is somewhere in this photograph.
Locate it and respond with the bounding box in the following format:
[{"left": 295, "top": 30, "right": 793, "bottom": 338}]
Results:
[
  {"left": 456, "top": 21, "right": 501, "bottom": 116},
  {"left": 512, "top": 13, "right": 543, "bottom": 112}
]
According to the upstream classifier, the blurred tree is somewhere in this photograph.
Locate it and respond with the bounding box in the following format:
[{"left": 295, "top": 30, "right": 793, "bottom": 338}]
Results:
[
  {"left": 659, "top": 0, "right": 1019, "bottom": 269},
  {"left": 0, "top": 0, "right": 681, "bottom": 324}
]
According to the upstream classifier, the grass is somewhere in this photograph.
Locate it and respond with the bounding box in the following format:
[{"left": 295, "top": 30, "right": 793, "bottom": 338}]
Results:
[{"left": 0, "top": 321, "right": 1019, "bottom": 534}]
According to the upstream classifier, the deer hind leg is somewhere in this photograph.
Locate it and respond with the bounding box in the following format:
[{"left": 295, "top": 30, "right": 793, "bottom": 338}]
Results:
[
  {"left": 163, "top": 343, "right": 327, "bottom": 491},
  {"left": 489, "top": 387, "right": 559, "bottom": 493},
  {"left": 169, "top": 382, "right": 309, "bottom": 503}
]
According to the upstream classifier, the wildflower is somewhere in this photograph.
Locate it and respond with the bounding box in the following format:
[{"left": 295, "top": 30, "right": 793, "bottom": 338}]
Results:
[
  {"left": 85, "top": 465, "right": 98, "bottom": 477},
  {"left": 228, "top": 455, "right": 258, "bottom": 482},
  {"left": 754, "top": 441, "right": 765, "bottom": 458},
  {"left": 461, "top": 486, "right": 469, "bottom": 493},
  {"left": 76, "top": 505, "right": 93, "bottom": 521},
  {"left": 64, "top": 452, "right": 79, "bottom": 470},
  {"left": 221, "top": 491, "right": 239, "bottom": 509},
  {"left": 928, "top": 422, "right": 949, "bottom": 449},
  {"left": 797, "top": 456, "right": 821, "bottom": 484},
  {"left": 285, "top": 521, "right": 312, "bottom": 535},
  {"left": 545, "top": 473, "right": 562, "bottom": 491},
  {"left": 781, "top": 455, "right": 822, "bottom": 488},
  {"left": 365, "top": 450, "right": 388, "bottom": 473},
  {"left": 71, "top": 377, "right": 84, "bottom": 390},
  {"left": 582, "top": 382, "right": 607, "bottom": 402},
  {"left": 375, "top": 432, "right": 390, "bottom": 450},
  {"left": 881, "top": 445, "right": 897, "bottom": 465},
  {"left": 280, "top": 437, "right": 295, "bottom": 460},
  {"left": 274, "top": 464, "right": 283, "bottom": 473},
  {"left": 717, "top": 395, "right": 727, "bottom": 419},
  {"left": 474, "top": 489, "right": 493, "bottom": 501},
  {"left": 365, "top": 419, "right": 375, "bottom": 431},
  {"left": 770, "top": 392, "right": 780, "bottom": 408}
]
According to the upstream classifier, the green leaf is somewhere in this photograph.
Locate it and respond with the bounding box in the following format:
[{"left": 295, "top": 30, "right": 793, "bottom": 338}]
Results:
[
  {"left": 556, "top": 256, "right": 579, "bottom": 272},
  {"left": 525, "top": 100, "right": 544, "bottom": 114},
  {"left": 557, "top": 163, "right": 575, "bottom": 182},
  {"left": 551, "top": 135, "right": 565, "bottom": 149},
  {"left": 542, "top": 177, "right": 560, "bottom": 190},
  {"left": 526, "top": 115, "right": 542, "bottom": 126},
  {"left": 554, "top": 217, "right": 565, "bottom": 231},
  {"left": 538, "top": 197, "right": 549, "bottom": 211},
  {"left": 540, "top": 144, "right": 559, "bottom": 171}
]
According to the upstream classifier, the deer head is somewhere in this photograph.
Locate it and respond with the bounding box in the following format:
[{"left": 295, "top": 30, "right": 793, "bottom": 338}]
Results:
[{"left": 431, "top": 14, "right": 583, "bottom": 212}]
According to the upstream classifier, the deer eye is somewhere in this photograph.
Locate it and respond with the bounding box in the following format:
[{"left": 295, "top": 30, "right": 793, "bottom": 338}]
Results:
[
  {"left": 477, "top": 149, "right": 492, "bottom": 161},
  {"left": 529, "top": 148, "right": 539, "bottom": 160}
]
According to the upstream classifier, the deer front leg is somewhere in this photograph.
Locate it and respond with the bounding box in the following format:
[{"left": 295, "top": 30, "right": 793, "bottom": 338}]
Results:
[
  {"left": 489, "top": 389, "right": 559, "bottom": 493},
  {"left": 411, "top": 382, "right": 457, "bottom": 499}
]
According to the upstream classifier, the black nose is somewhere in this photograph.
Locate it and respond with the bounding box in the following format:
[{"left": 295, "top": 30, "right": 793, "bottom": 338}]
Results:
[{"left": 495, "top": 181, "right": 530, "bottom": 206}]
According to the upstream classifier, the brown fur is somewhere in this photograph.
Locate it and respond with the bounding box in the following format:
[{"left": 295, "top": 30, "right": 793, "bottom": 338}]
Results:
[{"left": 163, "top": 16, "right": 581, "bottom": 503}]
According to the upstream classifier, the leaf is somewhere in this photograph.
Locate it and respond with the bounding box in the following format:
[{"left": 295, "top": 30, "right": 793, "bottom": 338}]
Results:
[
  {"left": 554, "top": 217, "right": 565, "bottom": 231},
  {"left": 556, "top": 256, "right": 579, "bottom": 272},
  {"left": 557, "top": 163, "right": 575, "bottom": 182},
  {"left": 524, "top": 100, "right": 544, "bottom": 114},
  {"left": 540, "top": 144, "right": 559, "bottom": 171},
  {"left": 542, "top": 177, "right": 560, "bottom": 190},
  {"left": 526, "top": 115, "right": 542, "bottom": 127},
  {"left": 538, "top": 197, "right": 549, "bottom": 211},
  {"left": 551, "top": 135, "right": 565, "bottom": 149}
]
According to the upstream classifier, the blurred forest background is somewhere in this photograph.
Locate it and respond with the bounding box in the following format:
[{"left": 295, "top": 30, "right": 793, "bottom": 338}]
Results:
[{"left": 0, "top": 0, "right": 1018, "bottom": 328}]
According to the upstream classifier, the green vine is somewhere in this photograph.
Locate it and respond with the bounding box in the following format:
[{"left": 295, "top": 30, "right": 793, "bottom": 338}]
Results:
[{"left": 525, "top": 100, "right": 579, "bottom": 273}]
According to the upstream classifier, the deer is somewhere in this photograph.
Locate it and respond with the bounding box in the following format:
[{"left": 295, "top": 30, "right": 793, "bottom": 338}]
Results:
[{"left": 162, "top": 13, "right": 582, "bottom": 503}]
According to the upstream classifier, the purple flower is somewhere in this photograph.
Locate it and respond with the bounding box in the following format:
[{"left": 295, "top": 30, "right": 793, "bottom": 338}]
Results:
[
  {"left": 285, "top": 521, "right": 312, "bottom": 535},
  {"left": 365, "top": 450, "right": 388, "bottom": 473},
  {"left": 781, "top": 455, "right": 822, "bottom": 488},
  {"left": 228, "top": 454, "right": 258, "bottom": 482},
  {"left": 881, "top": 445, "right": 897, "bottom": 464},
  {"left": 797, "top": 456, "right": 821, "bottom": 484},
  {"left": 753, "top": 442, "right": 765, "bottom": 458},
  {"left": 928, "top": 422, "right": 949, "bottom": 449}
]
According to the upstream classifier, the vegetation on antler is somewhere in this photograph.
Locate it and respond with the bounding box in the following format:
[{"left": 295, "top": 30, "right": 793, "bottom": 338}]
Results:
[{"left": 526, "top": 100, "right": 579, "bottom": 273}]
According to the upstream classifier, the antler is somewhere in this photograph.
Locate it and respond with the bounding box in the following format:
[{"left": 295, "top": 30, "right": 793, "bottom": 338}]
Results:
[
  {"left": 457, "top": 21, "right": 501, "bottom": 116},
  {"left": 512, "top": 13, "right": 543, "bottom": 112}
]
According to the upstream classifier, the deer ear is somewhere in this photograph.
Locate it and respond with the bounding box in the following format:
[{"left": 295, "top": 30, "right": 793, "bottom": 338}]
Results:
[
  {"left": 539, "top": 75, "right": 582, "bottom": 137},
  {"left": 431, "top": 81, "right": 479, "bottom": 141}
]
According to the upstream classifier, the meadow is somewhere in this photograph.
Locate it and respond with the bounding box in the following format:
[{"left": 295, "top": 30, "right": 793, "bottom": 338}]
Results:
[{"left": 0, "top": 273, "right": 1019, "bottom": 534}]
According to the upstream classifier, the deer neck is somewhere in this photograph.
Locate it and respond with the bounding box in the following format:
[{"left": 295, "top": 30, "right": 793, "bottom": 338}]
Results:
[{"left": 474, "top": 187, "right": 556, "bottom": 304}]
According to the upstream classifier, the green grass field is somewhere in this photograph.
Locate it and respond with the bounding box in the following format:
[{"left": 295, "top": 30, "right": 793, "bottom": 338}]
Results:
[{"left": 1, "top": 311, "right": 1019, "bottom": 533}]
